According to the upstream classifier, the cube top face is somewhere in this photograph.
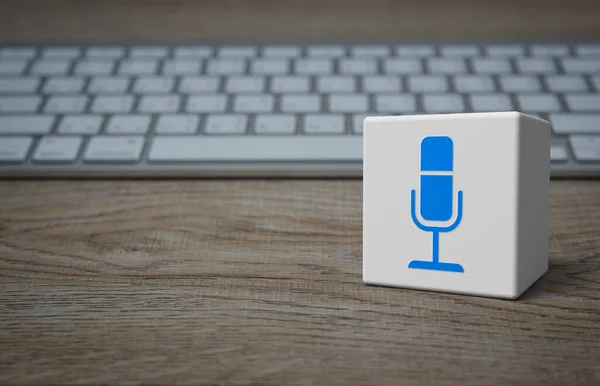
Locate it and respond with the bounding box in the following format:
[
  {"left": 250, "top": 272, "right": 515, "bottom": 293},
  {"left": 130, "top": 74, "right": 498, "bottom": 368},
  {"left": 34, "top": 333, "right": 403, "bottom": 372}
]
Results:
[{"left": 363, "top": 112, "right": 543, "bottom": 299}]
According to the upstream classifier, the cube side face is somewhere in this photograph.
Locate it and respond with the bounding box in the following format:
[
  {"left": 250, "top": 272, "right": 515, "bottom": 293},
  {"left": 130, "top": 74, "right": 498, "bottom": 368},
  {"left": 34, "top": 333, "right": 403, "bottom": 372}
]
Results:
[
  {"left": 514, "top": 114, "right": 551, "bottom": 298},
  {"left": 363, "top": 113, "right": 521, "bottom": 299}
]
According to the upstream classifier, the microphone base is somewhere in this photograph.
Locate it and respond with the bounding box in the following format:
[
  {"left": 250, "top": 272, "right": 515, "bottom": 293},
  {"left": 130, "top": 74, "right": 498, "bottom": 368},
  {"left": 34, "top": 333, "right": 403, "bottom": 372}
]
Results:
[{"left": 408, "top": 260, "right": 464, "bottom": 273}]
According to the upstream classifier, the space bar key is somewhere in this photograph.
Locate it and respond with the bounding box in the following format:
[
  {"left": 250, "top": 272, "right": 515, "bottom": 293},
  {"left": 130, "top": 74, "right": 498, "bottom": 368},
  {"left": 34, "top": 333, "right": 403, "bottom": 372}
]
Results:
[{"left": 148, "top": 136, "right": 363, "bottom": 161}]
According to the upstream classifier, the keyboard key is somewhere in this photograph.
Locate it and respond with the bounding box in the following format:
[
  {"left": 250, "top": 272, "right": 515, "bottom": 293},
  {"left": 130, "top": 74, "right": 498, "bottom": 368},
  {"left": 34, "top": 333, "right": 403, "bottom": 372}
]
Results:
[
  {"left": 375, "top": 94, "right": 416, "bottom": 113},
  {"left": 560, "top": 58, "right": 600, "bottom": 73},
  {"left": 440, "top": 45, "right": 479, "bottom": 56},
  {"left": 91, "top": 95, "right": 134, "bottom": 113},
  {"left": 362, "top": 76, "right": 401, "bottom": 92},
  {"left": 138, "top": 95, "right": 181, "bottom": 113},
  {"left": 162, "top": 59, "right": 201, "bottom": 75},
  {"left": 351, "top": 45, "right": 390, "bottom": 57},
  {"left": 565, "top": 95, "right": 600, "bottom": 111},
  {"left": 352, "top": 114, "right": 369, "bottom": 134},
  {"left": 470, "top": 94, "right": 513, "bottom": 112},
  {"left": 149, "top": 136, "right": 362, "bottom": 161},
  {"left": 423, "top": 94, "right": 465, "bottom": 113},
  {"left": 0, "top": 96, "right": 41, "bottom": 112},
  {"left": 186, "top": 95, "right": 227, "bottom": 113},
  {"left": 0, "top": 47, "right": 36, "bottom": 59},
  {"left": 85, "top": 47, "right": 125, "bottom": 58},
  {"left": 0, "top": 59, "right": 27, "bottom": 75},
  {"left": 472, "top": 58, "right": 511, "bottom": 73},
  {"left": 218, "top": 46, "right": 256, "bottom": 57},
  {"left": 155, "top": 114, "right": 199, "bottom": 134},
  {"left": 575, "top": 45, "right": 600, "bottom": 56},
  {"left": 454, "top": 75, "right": 495, "bottom": 92},
  {"left": 339, "top": 58, "right": 377, "bottom": 74},
  {"left": 0, "top": 115, "right": 54, "bottom": 134},
  {"left": 206, "top": 58, "right": 246, "bottom": 74},
  {"left": 545, "top": 75, "right": 588, "bottom": 92},
  {"left": 317, "top": 76, "right": 356, "bottom": 93},
  {"left": 485, "top": 45, "right": 524, "bottom": 56},
  {"left": 106, "top": 115, "right": 151, "bottom": 134},
  {"left": 531, "top": 45, "right": 569, "bottom": 56},
  {"left": 74, "top": 59, "right": 115, "bottom": 75},
  {"left": 271, "top": 76, "right": 310, "bottom": 93},
  {"left": 569, "top": 135, "right": 600, "bottom": 161},
  {"left": 44, "top": 96, "right": 88, "bottom": 113},
  {"left": 87, "top": 77, "right": 130, "bottom": 94},
  {"left": 43, "top": 77, "right": 85, "bottom": 93},
  {"left": 130, "top": 46, "right": 168, "bottom": 58},
  {"left": 173, "top": 46, "right": 213, "bottom": 57},
  {"left": 30, "top": 59, "right": 71, "bottom": 75},
  {"left": 0, "top": 137, "right": 32, "bottom": 161},
  {"left": 303, "top": 114, "right": 345, "bottom": 134},
  {"left": 396, "top": 45, "right": 434, "bottom": 57},
  {"left": 306, "top": 46, "right": 345, "bottom": 57},
  {"left": 295, "top": 59, "right": 333, "bottom": 74},
  {"left": 179, "top": 76, "right": 220, "bottom": 93},
  {"left": 133, "top": 77, "right": 175, "bottom": 93},
  {"left": 58, "top": 115, "right": 103, "bottom": 134},
  {"left": 225, "top": 76, "right": 265, "bottom": 93},
  {"left": 33, "top": 136, "right": 82, "bottom": 162},
  {"left": 118, "top": 59, "right": 158, "bottom": 75},
  {"left": 516, "top": 58, "right": 556, "bottom": 73},
  {"left": 427, "top": 58, "right": 466, "bottom": 73},
  {"left": 408, "top": 76, "right": 448, "bottom": 92},
  {"left": 205, "top": 114, "right": 248, "bottom": 134},
  {"left": 550, "top": 114, "right": 600, "bottom": 134},
  {"left": 500, "top": 75, "right": 541, "bottom": 92},
  {"left": 517, "top": 94, "right": 561, "bottom": 112},
  {"left": 328, "top": 94, "right": 368, "bottom": 113},
  {"left": 281, "top": 95, "right": 321, "bottom": 113},
  {"left": 254, "top": 114, "right": 296, "bottom": 134},
  {"left": 84, "top": 136, "right": 144, "bottom": 162},
  {"left": 383, "top": 58, "right": 422, "bottom": 74},
  {"left": 550, "top": 146, "right": 568, "bottom": 161},
  {"left": 592, "top": 76, "right": 600, "bottom": 91},
  {"left": 250, "top": 59, "right": 289, "bottom": 74},
  {"left": 233, "top": 94, "right": 274, "bottom": 113},
  {"left": 0, "top": 77, "right": 39, "bottom": 93},
  {"left": 262, "top": 46, "right": 301, "bottom": 57}
]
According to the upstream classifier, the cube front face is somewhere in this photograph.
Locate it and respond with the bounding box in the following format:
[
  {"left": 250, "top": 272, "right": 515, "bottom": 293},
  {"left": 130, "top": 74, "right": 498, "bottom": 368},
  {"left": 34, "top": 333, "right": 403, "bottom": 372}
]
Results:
[{"left": 363, "top": 112, "right": 525, "bottom": 299}]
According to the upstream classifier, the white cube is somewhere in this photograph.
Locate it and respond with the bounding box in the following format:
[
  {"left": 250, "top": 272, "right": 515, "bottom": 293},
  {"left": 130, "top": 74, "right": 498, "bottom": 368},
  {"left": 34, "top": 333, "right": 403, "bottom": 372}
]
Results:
[{"left": 363, "top": 112, "right": 551, "bottom": 299}]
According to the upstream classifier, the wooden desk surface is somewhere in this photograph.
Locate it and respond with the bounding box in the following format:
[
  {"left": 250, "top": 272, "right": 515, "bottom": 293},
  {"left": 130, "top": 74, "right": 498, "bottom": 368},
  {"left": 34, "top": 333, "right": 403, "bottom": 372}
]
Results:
[{"left": 1, "top": 1, "right": 600, "bottom": 384}]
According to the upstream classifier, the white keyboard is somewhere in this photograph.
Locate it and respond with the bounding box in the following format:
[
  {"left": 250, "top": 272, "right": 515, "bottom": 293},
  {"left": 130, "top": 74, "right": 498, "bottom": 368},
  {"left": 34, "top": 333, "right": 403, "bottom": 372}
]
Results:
[{"left": 0, "top": 42, "right": 599, "bottom": 177}]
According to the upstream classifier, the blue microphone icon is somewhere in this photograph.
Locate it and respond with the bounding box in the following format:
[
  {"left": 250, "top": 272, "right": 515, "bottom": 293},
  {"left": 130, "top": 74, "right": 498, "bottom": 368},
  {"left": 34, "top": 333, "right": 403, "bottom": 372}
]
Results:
[{"left": 408, "top": 136, "right": 464, "bottom": 273}]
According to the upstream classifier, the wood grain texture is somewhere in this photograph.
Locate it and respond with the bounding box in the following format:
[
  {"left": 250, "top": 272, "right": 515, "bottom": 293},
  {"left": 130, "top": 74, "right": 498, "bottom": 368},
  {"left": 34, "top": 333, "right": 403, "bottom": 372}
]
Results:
[{"left": 1, "top": 180, "right": 600, "bottom": 385}]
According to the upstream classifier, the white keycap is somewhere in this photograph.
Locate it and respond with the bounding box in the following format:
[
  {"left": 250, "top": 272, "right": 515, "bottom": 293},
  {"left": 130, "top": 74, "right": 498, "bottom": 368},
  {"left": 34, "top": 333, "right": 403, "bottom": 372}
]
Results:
[
  {"left": 0, "top": 115, "right": 54, "bottom": 134},
  {"left": 408, "top": 76, "right": 448, "bottom": 92},
  {"left": 30, "top": 59, "right": 71, "bottom": 75},
  {"left": 44, "top": 96, "right": 88, "bottom": 113},
  {"left": 155, "top": 114, "right": 199, "bottom": 134},
  {"left": 186, "top": 94, "right": 227, "bottom": 112},
  {"left": 206, "top": 58, "right": 246, "bottom": 74},
  {"left": 250, "top": 59, "right": 289, "bottom": 74},
  {"left": 262, "top": 46, "right": 301, "bottom": 57},
  {"left": 470, "top": 94, "right": 513, "bottom": 112},
  {"left": 87, "top": 77, "right": 130, "bottom": 94},
  {"left": 254, "top": 114, "right": 296, "bottom": 134},
  {"left": 545, "top": 75, "right": 588, "bottom": 92},
  {"left": 423, "top": 94, "right": 465, "bottom": 113},
  {"left": 233, "top": 95, "right": 274, "bottom": 113},
  {"left": 0, "top": 60, "right": 27, "bottom": 74},
  {"left": 74, "top": 59, "right": 115, "bottom": 75},
  {"left": 106, "top": 115, "right": 151, "bottom": 134},
  {"left": 179, "top": 76, "right": 220, "bottom": 93},
  {"left": 0, "top": 137, "right": 32, "bottom": 161},
  {"left": 339, "top": 59, "right": 377, "bottom": 74},
  {"left": 205, "top": 114, "right": 248, "bottom": 134},
  {"left": 550, "top": 146, "right": 568, "bottom": 161},
  {"left": 295, "top": 59, "right": 333, "bottom": 74},
  {"left": 375, "top": 95, "right": 416, "bottom": 113},
  {"left": 569, "top": 135, "right": 600, "bottom": 161},
  {"left": 565, "top": 95, "right": 600, "bottom": 112},
  {"left": 58, "top": 115, "right": 103, "bottom": 134},
  {"left": 149, "top": 136, "right": 362, "bottom": 161},
  {"left": 518, "top": 94, "right": 561, "bottom": 112},
  {"left": 42, "top": 47, "right": 79, "bottom": 59},
  {"left": 306, "top": 46, "right": 345, "bottom": 57},
  {"left": 271, "top": 76, "right": 310, "bottom": 93},
  {"left": 362, "top": 76, "right": 401, "bottom": 92},
  {"left": 351, "top": 45, "right": 390, "bottom": 57},
  {"left": 383, "top": 59, "right": 422, "bottom": 74},
  {"left": 173, "top": 46, "right": 213, "bottom": 57},
  {"left": 33, "top": 136, "right": 82, "bottom": 162},
  {"left": 440, "top": 45, "right": 479, "bottom": 56},
  {"left": 86, "top": 47, "right": 125, "bottom": 58},
  {"left": 472, "top": 58, "right": 511, "bottom": 73},
  {"left": 352, "top": 114, "right": 369, "bottom": 134},
  {"left": 561, "top": 58, "right": 600, "bottom": 73},
  {"left": 91, "top": 95, "right": 134, "bottom": 113},
  {"left": 516, "top": 58, "right": 556, "bottom": 73},
  {"left": 531, "top": 45, "right": 569, "bottom": 56},
  {"left": 130, "top": 46, "right": 168, "bottom": 57},
  {"left": 575, "top": 45, "right": 600, "bottom": 56},
  {"left": 84, "top": 136, "right": 144, "bottom": 161},
  {"left": 219, "top": 46, "right": 256, "bottom": 57},
  {"left": 133, "top": 77, "right": 175, "bottom": 93},
  {"left": 304, "top": 114, "right": 344, "bottom": 134},
  {"left": 225, "top": 76, "right": 265, "bottom": 93},
  {"left": 485, "top": 45, "right": 525, "bottom": 56},
  {"left": 281, "top": 95, "right": 321, "bottom": 112},
  {"left": 0, "top": 96, "right": 41, "bottom": 112},
  {"left": 453, "top": 75, "right": 495, "bottom": 92},
  {"left": 118, "top": 59, "right": 158, "bottom": 75},
  {"left": 328, "top": 94, "right": 368, "bottom": 113},
  {"left": 0, "top": 47, "right": 36, "bottom": 59},
  {"left": 396, "top": 45, "right": 435, "bottom": 56},
  {"left": 162, "top": 59, "right": 201, "bottom": 75},
  {"left": 550, "top": 114, "right": 600, "bottom": 134},
  {"left": 317, "top": 76, "right": 356, "bottom": 93},
  {"left": 138, "top": 95, "right": 181, "bottom": 113},
  {"left": 43, "top": 77, "right": 84, "bottom": 93},
  {"left": 427, "top": 58, "right": 466, "bottom": 73},
  {"left": 500, "top": 75, "right": 541, "bottom": 92},
  {"left": 0, "top": 77, "right": 39, "bottom": 93}
]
